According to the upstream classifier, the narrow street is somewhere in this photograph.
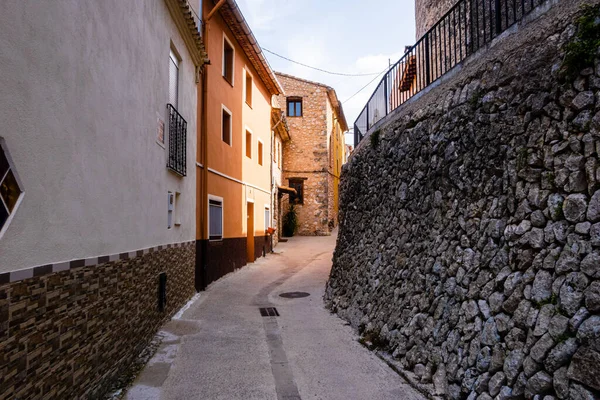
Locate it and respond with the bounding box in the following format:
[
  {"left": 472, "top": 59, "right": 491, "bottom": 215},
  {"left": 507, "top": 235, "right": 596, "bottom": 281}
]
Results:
[{"left": 125, "top": 233, "right": 424, "bottom": 400}]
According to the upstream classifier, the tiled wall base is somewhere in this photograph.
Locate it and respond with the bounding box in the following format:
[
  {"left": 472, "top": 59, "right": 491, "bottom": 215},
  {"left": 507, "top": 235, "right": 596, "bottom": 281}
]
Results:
[
  {"left": 196, "top": 236, "right": 272, "bottom": 290},
  {"left": 0, "top": 242, "right": 195, "bottom": 399}
]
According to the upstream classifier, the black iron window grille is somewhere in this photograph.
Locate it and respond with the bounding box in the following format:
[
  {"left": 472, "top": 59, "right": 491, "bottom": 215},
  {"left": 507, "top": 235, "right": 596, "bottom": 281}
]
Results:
[
  {"left": 167, "top": 104, "right": 187, "bottom": 177},
  {"left": 354, "top": 0, "right": 548, "bottom": 147},
  {"left": 289, "top": 179, "right": 304, "bottom": 205}
]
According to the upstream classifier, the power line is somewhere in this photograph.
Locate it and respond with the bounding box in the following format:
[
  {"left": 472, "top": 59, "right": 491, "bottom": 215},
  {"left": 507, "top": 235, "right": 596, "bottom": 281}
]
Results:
[
  {"left": 342, "top": 67, "right": 389, "bottom": 104},
  {"left": 262, "top": 48, "right": 382, "bottom": 77}
]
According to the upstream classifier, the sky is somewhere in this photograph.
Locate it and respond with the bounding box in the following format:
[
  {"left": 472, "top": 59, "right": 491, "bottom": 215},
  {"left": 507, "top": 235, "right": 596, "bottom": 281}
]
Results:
[{"left": 235, "top": 0, "right": 416, "bottom": 145}]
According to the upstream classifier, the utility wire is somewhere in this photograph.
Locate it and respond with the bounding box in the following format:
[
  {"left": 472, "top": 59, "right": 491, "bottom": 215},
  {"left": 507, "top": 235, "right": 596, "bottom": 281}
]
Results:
[
  {"left": 342, "top": 67, "right": 389, "bottom": 104},
  {"left": 262, "top": 48, "right": 382, "bottom": 77}
]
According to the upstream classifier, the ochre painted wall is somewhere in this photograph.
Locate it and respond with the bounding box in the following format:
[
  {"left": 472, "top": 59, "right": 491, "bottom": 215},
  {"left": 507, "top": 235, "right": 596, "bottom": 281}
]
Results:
[{"left": 200, "top": 1, "right": 274, "bottom": 242}]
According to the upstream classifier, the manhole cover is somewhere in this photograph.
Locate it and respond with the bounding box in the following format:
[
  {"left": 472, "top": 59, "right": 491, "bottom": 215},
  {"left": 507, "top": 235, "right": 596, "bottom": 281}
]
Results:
[{"left": 279, "top": 292, "right": 310, "bottom": 299}]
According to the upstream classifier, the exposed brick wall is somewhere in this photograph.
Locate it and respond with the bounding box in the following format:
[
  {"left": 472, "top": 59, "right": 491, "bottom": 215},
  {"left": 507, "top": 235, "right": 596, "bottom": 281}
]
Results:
[
  {"left": 276, "top": 73, "right": 339, "bottom": 236},
  {"left": 0, "top": 243, "right": 195, "bottom": 399}
]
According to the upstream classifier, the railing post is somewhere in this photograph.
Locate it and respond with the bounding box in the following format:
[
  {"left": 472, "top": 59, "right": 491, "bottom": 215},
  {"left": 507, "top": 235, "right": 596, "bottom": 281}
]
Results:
[
  {"left": 384, "top": 75, "right": 389, "bottom": 117},
  {"left": 425, "top": 34, "right": 431, "bottom": 86},
  {"left": 366, "top": 103, "right": 370, "bottom": 131},
  {"left": 354, "top": 123, "right": 359, "bottom": 147},
  {"left": 495, "top": 0, "right": 502, "bottom": 34}
]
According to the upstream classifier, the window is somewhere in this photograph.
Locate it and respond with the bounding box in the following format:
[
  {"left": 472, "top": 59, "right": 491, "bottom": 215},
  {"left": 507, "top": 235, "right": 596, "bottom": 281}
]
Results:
[
  {"left": 245, "top": 70, "right": 253, "bottom": 106},
  {"left": 258, "top": 140, "right": 263, "bottom": 166},
  {"left": 167, "top": 192, "right": 173, "bottom": 229},
  {"left": 287, "top": 98, "right": 302, "bottom": 117},
  {"left": 278, "top": 142, "right": 282, "bottom": 166},
  {"left": 223, "top": 35, "right": 234, "bottom": 84},
  {"left": 169, "top": 49, "right": 180, "bottom": 108},
  {"left": 209, "top": 197, "right": 223, "bottom": 241},
  {"left": 246, "top": 130, "right": 252, "bottom": 158},
  {"left": 0, "top": 140, "right": 23, "bottom": 236},
  {"left": 264, "top": 207, "right": 270, "bottom": 231},
  {"left": 167, "top": 104, "right": 187, "bottom": 176},
  {"left": 222, "top": 106, "right": 232, "bottom": 145},
  {"left": 167, "top": 47, "right": 186, "bottom": 176},
  {"left": 288, "top": 179, "right": 304, "bottom": 205},
  {"left": 273, "top": 140, "right": 277, "bottom": 162}
]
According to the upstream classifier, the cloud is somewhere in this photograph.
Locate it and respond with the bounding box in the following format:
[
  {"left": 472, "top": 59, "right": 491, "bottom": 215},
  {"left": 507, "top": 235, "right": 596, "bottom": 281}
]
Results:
[
  {"left": 236, "top": 0, "right": 293, "bottom": 32},
  {"left": 355, "top": 52, "right": 403, "bottom": 73}
]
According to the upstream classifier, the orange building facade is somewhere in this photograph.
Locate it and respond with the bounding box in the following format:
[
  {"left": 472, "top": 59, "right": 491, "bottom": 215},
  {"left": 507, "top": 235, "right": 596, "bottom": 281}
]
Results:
[{"left": 196, "top": 0, "right": 283, "bottom": 288}]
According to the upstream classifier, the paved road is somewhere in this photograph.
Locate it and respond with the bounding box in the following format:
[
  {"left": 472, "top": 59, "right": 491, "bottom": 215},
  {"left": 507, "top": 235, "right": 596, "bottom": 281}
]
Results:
[{"left": 125, "top": 233, "right": 424, "bottom": 400}]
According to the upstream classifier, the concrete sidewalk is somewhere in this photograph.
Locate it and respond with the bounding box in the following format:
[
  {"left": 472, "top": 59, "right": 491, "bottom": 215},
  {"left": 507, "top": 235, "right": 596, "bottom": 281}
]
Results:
[{"left": 124, "top": 233, "right": 424, "bottom": 400}]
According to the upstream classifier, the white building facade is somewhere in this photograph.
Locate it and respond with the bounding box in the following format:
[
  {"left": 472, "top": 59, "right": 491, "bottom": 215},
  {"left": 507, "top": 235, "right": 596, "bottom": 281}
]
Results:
[{"left": 0, "top": 0, "right": 206, "bottom": 398}]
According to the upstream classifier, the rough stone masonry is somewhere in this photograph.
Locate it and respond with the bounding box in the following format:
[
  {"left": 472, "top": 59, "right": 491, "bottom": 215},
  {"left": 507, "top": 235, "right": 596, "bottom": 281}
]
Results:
[{"left": 325, "top": 1, "right": 600, "bottom": 399}]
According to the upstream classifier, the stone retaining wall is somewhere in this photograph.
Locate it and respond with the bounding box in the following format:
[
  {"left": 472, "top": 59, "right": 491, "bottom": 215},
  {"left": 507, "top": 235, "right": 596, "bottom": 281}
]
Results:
[
  {"left": 0, "top": 243, "right": 195, "bottom": 399},
  {"left": 326, "top": 1, "right": 600, "bottom": 398}
]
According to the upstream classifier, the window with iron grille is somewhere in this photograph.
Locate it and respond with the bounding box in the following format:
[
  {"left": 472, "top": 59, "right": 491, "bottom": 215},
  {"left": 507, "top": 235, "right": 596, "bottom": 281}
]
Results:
[
  {"left": 288, "top": 179, "right": 304, "bottom": 205},
  {"left": 167, "top": 104, "right": 187, "bottom": 176},
  {"left": 0, "top": 140, "right": 23, "bottom": 236}
]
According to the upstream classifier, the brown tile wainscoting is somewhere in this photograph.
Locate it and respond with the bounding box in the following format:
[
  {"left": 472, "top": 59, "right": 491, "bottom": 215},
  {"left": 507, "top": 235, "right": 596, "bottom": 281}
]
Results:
[{"left": 0, "top": 241, "right": 195, "bottom": 399}]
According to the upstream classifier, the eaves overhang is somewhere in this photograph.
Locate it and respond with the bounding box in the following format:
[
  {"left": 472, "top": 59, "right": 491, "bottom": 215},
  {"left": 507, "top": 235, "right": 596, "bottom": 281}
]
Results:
[
  {"left": 215, "top": 0, "right": 284, "bottom": 96},
  {"left": 271, "top": 109, "right": 291, "bottom": 142},
  {"left": 165, "top": 0, "right": 209, "bottom": 67}
]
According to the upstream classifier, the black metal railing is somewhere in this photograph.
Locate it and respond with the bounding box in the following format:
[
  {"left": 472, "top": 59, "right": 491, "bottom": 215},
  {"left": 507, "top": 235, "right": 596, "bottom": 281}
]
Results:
[
  {"left": 354, "top": 0, "right": 548, "bottom": 146},
  {"left": 167, "top": 103, "right": 187, "bottom": 176}
]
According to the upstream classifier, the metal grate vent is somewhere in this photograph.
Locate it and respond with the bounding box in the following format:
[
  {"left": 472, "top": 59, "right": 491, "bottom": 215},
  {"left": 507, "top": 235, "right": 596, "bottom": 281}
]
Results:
[{"left": 259, "top": 307, "right": 279, "bottom": 317}]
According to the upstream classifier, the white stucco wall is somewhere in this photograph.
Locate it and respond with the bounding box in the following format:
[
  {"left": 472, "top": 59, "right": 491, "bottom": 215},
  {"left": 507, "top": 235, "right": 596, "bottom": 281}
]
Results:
[{"left": 0, "top": 0, "right": 198, "bottom": 272}]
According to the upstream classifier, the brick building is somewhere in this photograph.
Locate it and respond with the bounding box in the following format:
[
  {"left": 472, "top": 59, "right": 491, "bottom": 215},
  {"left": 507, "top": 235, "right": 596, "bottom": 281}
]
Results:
[{"left": 275, "top": 73, "right": 348, "bottom": 236}]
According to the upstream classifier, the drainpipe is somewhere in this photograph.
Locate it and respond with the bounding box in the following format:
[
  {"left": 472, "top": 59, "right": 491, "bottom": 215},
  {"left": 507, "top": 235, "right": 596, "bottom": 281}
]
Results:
[
  {"left": 200, "top": 14, "right": 210, "bottom": 290},
  {"left": 270, "top": 122, "right": 274, "bottom": 252}
]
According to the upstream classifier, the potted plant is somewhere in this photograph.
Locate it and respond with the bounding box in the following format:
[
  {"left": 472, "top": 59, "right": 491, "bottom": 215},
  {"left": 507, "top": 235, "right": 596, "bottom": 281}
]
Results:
[{"left": 282, "top": 204, "right": 298, "bottom": 237}]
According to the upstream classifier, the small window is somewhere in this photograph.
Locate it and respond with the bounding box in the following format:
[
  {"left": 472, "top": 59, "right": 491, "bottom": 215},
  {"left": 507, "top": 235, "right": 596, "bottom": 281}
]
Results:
[
  {"left": 289, "top": 179, "right": 304, "bottom": 205},
  {"left": 278, "top": 142, "right": 282, "bottom": 166},
  {"left": 222, "top": 107, "right": 232, "bottom": 145},
  {"left": 209, "top": 198, "right": 223, "bottom": 241},
  {"left": 169, "top": 49, "right": 180, "bottom": 109},
  {"left": 246, "top": 130, "right": 252, "bottom": 158},
  {"left": 0, "top": 141, "right": 23, "bottom": 235},
  {"left": 287, "top": 98, "right": 302, "bottom": 117},
  {"left": 264, "top": 207, "right": 270, "bottom": 231},
  {"left": 258, "top": 141, "right": 263, "bottom": 166},
  {"left": 167, "top": 191, "right": 174, "bottom": 229},
  {"left": 223, "top": 36, "right": 234, "bottom": 84},
  {"left": 245, "top": 71, "right": 253, "bottom": 106}
]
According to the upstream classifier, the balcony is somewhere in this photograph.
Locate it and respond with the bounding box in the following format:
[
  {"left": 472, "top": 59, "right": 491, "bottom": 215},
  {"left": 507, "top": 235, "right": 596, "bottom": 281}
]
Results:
[
  {"left": 354, "top": 0, "right": 549, "bottom": 147},
  {"left": 167, "top": 104, "right": 187, "bottom": 177}
]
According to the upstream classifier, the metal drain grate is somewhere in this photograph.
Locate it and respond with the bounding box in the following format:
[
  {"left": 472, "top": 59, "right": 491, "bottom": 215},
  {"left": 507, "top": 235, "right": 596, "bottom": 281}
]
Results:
[{"left": 259, "top": 307, "right": 280, "bottom": 317}]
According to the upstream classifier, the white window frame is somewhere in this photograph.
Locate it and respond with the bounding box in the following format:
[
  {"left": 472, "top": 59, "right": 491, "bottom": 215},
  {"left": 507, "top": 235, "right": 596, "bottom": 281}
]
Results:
[
  {"left": 257, "top": 138, "right": 264, "bottom": 166},
  {"left": 0, "top": 138, "right": 24, "bottom": 240},
  {"left": 222, "top": 33, "right": 235, "bottom": 86},
  {"left": 208, "top": 194, "right": 224, "bottom": 241},
  {"left": 244, "top": 68, "right": 253, "bottom": 107},
  {"left": 169, "top": 47, "right": 181, "bottom": 109},
  {"left": 264, "top": 205, "right": 270, "bottom": 231},
  {"left": 221, "top": 104, "right": 233, "bottom": 146},
  {"left": 245, "top": 126, "right": 253, "bottom": 159}
]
